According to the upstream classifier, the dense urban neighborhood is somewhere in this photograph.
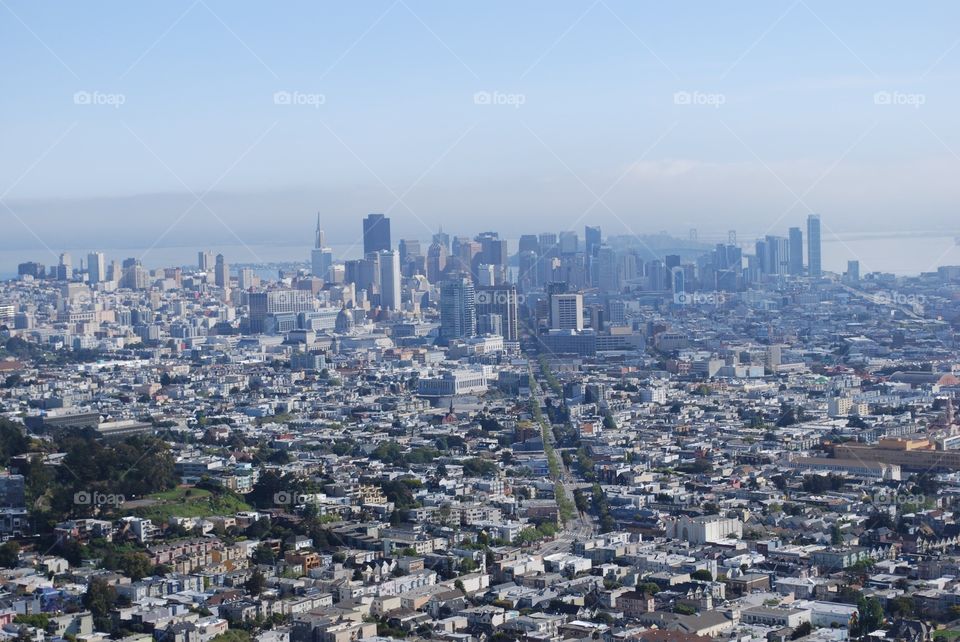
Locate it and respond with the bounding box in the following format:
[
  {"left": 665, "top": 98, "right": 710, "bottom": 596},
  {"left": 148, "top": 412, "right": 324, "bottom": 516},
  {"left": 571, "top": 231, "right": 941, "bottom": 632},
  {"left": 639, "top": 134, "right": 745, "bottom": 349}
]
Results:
[{"left": 3, "top": 217, "right": 960, "bottom": 642}]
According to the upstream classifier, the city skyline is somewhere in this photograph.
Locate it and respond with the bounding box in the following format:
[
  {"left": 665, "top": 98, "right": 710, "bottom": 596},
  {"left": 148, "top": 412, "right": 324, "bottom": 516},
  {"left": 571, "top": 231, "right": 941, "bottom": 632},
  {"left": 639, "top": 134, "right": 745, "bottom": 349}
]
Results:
[
  {"left": 5, "top": 5, "right": 960, "bottom": 638},
  {"left": 5, "top": 1, "right": 960, "bottom": 259},
  {"left": 6, "top": 208, "right": 959, "bottom": 281}
]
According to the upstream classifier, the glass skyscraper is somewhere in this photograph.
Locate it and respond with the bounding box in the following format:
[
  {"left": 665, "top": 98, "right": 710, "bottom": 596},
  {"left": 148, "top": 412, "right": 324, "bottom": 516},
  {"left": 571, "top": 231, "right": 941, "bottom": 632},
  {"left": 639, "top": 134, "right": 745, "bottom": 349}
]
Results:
[{"left": 807, "top": 214, "right": 822, "bottom": 277}]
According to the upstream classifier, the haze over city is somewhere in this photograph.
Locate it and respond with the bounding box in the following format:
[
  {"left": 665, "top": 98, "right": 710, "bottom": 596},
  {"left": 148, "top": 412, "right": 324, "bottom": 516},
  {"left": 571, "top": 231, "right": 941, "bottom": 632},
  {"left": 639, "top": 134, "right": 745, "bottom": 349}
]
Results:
[
  {"left": 4, "top": 1, "right": 960, "bottom": 265},
  {"left": 6, "top": 8, "right": 960, "bottom": 642}
]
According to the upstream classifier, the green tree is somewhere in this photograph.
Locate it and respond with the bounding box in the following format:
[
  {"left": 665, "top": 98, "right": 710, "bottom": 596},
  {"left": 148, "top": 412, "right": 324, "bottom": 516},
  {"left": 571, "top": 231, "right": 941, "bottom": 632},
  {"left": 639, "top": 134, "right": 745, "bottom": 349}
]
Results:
[
  {"left": 251, "top": 544, "right": 275, "bottom": 565},
  {"left": 0, "top": 419, "right": 28, "bottom": 465},
  {"left": 83, "top": 577, "right": 116, "bottom": 631},
  {"left": 210, "top": 631, "right": 252, "bottom": 642},
  {"left": 245, "top": 569, "right": 266, "bottom": 596},
  {"left": 855, "top": 596, "right": 884, "bottom": 635},
  {"left": 791, "top": 622, "right": 812, "bottom": 639},
  {"left": 0, "top": 541, "right": 20, "bottom": 568},
  {"left": 103, "top": 551, "right": 153, "bottom": 581}
]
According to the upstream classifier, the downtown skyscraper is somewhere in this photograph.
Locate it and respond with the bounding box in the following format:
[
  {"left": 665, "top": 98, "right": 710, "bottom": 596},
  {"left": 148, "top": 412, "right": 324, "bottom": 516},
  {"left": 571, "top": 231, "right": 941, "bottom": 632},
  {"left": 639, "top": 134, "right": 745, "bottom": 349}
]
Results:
[
  {"left": 362, "top": 213, "right": 391, "bottom": 255},
  {"left": 439, "top": 274, "right": 476, "bottom": 344},
  {"left": 807, "top": 214, "right": 822, "bottom": 277}
]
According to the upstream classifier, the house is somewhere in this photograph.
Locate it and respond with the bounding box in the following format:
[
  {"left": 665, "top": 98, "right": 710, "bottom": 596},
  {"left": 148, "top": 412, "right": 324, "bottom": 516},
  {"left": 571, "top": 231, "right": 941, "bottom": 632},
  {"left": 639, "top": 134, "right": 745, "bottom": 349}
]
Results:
[{"left": 616, "top": 591, "right": 655, "bottom": 618}]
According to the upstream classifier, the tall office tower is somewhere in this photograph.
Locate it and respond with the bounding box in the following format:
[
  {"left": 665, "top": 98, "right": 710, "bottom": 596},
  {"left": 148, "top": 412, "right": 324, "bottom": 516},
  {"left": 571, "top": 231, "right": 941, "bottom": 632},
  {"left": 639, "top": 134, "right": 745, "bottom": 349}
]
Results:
[
  {"left": 362, "top": 213, "right": 391, "bottom": 254},
  {"left": 788, "top": 227, "right": 803, "bottom": 275},
  {"left": 17, "top": 262, "right": 44, "bottom": 279},
  {"left": 476, "top": 264, "right": 496, "bottom": 286},
  {"left": 713, "top": 244, "right": 742, "bottom": 291},
  {"left": 477, "top": 313, "right": 502, "bottom": 337},
  {"left": 310, "top": 215, "right": 334, "bottom": 280},
  {"left": 807, "top": 214, "right": 822, "bottom": 277},
  {"left": 585, "top": 226, "right": 601, "bottom": 256},
  {"left": 477, "top": 233, "right": 508, "bottom": 283},
  {"left": 556, "top": 253, "right": 589, "bottom": 289},
  {"left": 439, "top": 275, "right": 476, "bottom": 343},
  {"left": 237, "top": 268, "right": 257, "bottom": 289},
  {"left": 765, "top": 235, "right": 790, "bottom": 276},
  {"left": 538, "top": 233, "right": 559, "bottom": 284},
  {"left": 108, "top": 260, "right": 121, "bottom": 283},
  {"left": 765, "top": 344, "right": 782, "bottom": 373},
  {"left": 87, "top": 251, "right": 106, "bottom": 284},
  {"left": 538, "top": 233, "right": 558, "bottom": 252},
  {"left": 198, "top": 251, "right": 214, "bottom": 272},
  {"left": 399, "top": 239, "right": 426, "bottom": 276},
  {"left": 379, "top": 250, "right": 401, "bottom": 311},
  {"left": 426, "top": 241, "right": 447, "bottom": 283},
  {"left": 327, "top": 264, "right": 345, "bottom": 285},
  {"left": 596, "top": 245, "right": 619, "bottom": 293},
  {"left": 314, "top": 212, "right": 326, "bottom": 249},
  {"left": 559, "top": 231, "right": 579, "bottom": 255},
  {"left": 360, "top": 252, "right": 381, "bottom": 296},
  {"left": 671, "top": 267, "right": 686, "bottom": 300},
  {"left": 57, "top": 253, "right": 72, "bottom": 281},
  {"left": 517, "top": 250, "right": 539, "bottom": 291},
  {"left": 343, "top": 259, "right": 362, "bottom": 287},
  {"left": 432, "top": 227, "right": 450, "bottom": 253},
  {"left": 518, "top": 235, "right": 541, "bottom": 288},
  {"left": 754, "top": 239, "right": 768, "bottom": 274},
  {"left": 846, "top": 260, "right": 860, "bottom": 283},
  {"left": 476, "top": 285, "right": 520, "bottom": 341},
  {"left": 518, "top": 234, "right": 540, "bottom": 254},
  {"left": 121, "top": 257, "right": 147, "bottom": 289},
  {"left": 664, "top": 254, "right": 681, "bottom": 288},
  {"left": 550, "top": 292, "right": 584, "bottom": 331},
  {"left": 646, "top": 259, "right": 667, "bottom": 290},
  {"left": 215, "top": 253, "right": 229, "bottom": 288},
  {"left": 452, "top": 237, "right": 481, "bottom": 278},
  {"left": 399, "top": 239, "right": 422, "bottom": 265},
  {"left": 311, "top": 248, "right": 333, "bottom": 281}
]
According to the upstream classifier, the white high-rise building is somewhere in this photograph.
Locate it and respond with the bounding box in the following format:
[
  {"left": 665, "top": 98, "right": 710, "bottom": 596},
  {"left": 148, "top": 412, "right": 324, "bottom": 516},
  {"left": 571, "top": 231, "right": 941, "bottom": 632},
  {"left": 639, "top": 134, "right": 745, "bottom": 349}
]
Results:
[
  {"left": 198, "top": 250, "right": 214, "bottom": 272},
  {"left": 87, "top": 252, "right": 106, "bottom": 284},
  {"left": 310, "top": 214, "right": 333, "bottom": 279},
  {"left": 379, "top": 250, "right": 401, "bottom": 311},
  {"left": 551, "top": 293, "right": 583, "bottom": 331}
]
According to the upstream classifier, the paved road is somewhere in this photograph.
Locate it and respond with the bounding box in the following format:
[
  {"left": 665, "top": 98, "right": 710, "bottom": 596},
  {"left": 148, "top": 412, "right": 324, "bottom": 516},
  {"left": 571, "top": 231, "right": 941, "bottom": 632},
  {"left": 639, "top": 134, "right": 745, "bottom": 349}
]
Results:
[{"left": 527, "top": 364, "right": 598, "bottom": 557}]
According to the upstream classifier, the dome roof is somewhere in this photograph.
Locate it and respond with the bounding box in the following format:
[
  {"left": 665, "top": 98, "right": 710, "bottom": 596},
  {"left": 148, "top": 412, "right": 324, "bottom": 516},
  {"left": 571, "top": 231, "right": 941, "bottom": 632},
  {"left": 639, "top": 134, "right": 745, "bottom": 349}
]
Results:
[{"left": 335, "top": 307, "right": 354, "bottom": 333}]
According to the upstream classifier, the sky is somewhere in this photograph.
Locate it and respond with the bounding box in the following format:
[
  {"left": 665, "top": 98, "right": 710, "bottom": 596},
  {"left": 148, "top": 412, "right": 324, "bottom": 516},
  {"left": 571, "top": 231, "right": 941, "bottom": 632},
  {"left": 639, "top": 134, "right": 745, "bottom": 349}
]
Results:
[{"left": 3, "top": 1, "right": 960, "bottom": 261}]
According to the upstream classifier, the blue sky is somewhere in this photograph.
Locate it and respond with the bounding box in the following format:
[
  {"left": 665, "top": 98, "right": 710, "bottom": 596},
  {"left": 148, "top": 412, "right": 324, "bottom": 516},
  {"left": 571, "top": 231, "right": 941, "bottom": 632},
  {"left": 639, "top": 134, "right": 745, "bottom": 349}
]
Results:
[{"left": 3, "top": 0, "right": 960, "bottom": 253}]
